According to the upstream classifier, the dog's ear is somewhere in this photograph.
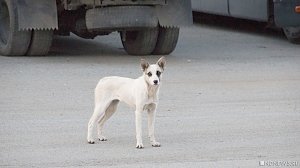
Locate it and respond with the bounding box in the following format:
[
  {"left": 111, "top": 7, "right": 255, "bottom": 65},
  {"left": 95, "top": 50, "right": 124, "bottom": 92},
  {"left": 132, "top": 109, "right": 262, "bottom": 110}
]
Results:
[
  {"left": 140, "top": 59, "right": 149, "bottom": 72},
  {"left": 157, "top": 56, "right": 166, "bottom": 70}
]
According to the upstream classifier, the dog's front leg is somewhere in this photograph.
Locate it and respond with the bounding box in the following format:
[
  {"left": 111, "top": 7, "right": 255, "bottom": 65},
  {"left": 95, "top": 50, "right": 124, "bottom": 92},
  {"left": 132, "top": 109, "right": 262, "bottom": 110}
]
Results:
[
  {"left": 148, "top": 104, "right": 161, "bottom": 147},
  {"left": 135, "top": 107, "right": 144, "bottom": 149}
]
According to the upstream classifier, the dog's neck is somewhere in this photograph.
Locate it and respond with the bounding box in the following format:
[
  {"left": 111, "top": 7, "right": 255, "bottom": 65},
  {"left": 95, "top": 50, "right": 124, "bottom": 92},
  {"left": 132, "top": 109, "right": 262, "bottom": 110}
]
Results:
[
  {"left": 142, "top": 75, "right": 160, "bottom": 99},
  {"left": 147, "top": 82, "right": 159, "bottom": 99}
]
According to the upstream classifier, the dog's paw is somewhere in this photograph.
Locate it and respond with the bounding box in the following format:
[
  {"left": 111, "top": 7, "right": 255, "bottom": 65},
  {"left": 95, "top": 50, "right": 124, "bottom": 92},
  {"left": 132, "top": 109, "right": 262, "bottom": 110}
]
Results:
[
  {"left": 87, "top": 139, "right": 95, "bottom": 144},
  {"left": 151, "top": 141, "right": 161, "bottom": 147},
  {"left": 136, "top": 143, "right": 144, "bottom": 149},
  {"left": 98, "top": 136, "right": 107, "bottom": 141}
]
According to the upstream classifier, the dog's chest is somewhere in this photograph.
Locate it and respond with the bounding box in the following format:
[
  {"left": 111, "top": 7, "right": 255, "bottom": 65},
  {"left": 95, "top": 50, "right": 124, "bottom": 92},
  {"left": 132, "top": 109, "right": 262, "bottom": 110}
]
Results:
[
  {"left": 145, "top": 96, "right": 156, "bottom": 104},
  {"left": 145, "top": 87, "right": 158, "bottom": 103},
  {"left": 142, "top": 92, "right": 158, "bottom": 110}
]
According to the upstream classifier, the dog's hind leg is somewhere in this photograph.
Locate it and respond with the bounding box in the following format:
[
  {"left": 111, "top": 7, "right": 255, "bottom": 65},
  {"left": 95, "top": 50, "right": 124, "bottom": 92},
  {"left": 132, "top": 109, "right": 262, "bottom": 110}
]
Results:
[
  {"left": 97, "top": 100, "right": 119, "bottom": 141},
  {"left": 87, "top": 101, "right": 110, "bottom": 144}
]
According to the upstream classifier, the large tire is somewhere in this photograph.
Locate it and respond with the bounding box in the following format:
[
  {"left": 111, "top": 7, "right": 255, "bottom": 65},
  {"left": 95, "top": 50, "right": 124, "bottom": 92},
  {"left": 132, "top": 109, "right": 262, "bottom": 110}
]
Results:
[
  {"left": 121, "top": 28, "right": 159, "bottom": 55},
  {"left": 26, "top": 30, "right": 53, "bottom": 56},
  {"left": 0, "top": 0, "right": 31, "bottom": 56},
  {"left": 152, "top": 26, "right": 179, "bottom": 55},
  {"left": 283, "top": 27, "right": 300, "bottom": 44}
]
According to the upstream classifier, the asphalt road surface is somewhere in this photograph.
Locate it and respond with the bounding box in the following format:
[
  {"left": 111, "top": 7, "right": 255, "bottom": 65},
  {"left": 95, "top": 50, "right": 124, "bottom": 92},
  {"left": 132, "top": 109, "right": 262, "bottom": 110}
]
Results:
[{"left": 1, "top": 18, "right": 300, "bottom": 167}]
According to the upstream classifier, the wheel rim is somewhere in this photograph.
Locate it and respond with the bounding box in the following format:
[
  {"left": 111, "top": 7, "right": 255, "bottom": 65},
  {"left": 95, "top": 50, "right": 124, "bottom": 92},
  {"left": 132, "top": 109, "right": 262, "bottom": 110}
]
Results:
[{"left": 0, "top": 1, "right": 10, "bottom": 46}]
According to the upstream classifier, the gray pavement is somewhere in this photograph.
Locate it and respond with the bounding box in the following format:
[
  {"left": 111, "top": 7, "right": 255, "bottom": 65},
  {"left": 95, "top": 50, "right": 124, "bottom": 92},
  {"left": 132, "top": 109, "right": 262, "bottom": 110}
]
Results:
[{"left": 1, "top": 20, "right": 300, "bottom": 167}]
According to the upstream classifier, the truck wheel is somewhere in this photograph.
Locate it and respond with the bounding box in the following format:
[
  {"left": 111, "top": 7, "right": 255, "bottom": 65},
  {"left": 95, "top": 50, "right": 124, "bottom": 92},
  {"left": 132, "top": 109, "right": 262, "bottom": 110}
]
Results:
[
  {"left": 283, "top": 27, "right": 300, "bottom": 44},
  {"left": 152, "top": 26, "right": 179, "bottom": 55},
  {"left": 121, "top": 28, "right": 159, "bottom": 55},
  {"left": 26, "top": 30, "right": 53, "bottom": 56},
  {"left": 0, "top": 0, "right": 31, "bottom": 56}
]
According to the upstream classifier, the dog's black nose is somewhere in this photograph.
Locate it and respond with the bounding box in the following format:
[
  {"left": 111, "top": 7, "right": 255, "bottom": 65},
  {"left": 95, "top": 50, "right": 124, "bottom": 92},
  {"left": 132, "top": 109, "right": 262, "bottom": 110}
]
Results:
[{"left": 153, "top": 80, "right": 158, "bottom": 85}]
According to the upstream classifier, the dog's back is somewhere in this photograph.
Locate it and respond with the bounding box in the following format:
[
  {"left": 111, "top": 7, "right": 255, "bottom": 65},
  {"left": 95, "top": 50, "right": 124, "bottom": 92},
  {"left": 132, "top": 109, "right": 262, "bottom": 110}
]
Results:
[{"left": 95, "top": 76, "right": 136, "bottom": 106}]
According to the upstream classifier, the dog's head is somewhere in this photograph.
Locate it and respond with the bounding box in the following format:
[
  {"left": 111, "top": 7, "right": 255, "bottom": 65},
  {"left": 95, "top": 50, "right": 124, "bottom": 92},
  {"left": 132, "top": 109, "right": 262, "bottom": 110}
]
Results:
[{"left": 140, "top": 57, "right": 166, "bottom": 86}]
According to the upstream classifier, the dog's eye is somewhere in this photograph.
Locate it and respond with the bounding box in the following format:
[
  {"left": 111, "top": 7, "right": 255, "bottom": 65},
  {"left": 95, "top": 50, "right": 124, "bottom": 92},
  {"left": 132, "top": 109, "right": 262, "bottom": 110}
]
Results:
[
  {"left": 147, "top": 72, "right": 152, "bottom": 77},
  {"left": 156, "top": 71, "right": 161, "bottom": 77}
]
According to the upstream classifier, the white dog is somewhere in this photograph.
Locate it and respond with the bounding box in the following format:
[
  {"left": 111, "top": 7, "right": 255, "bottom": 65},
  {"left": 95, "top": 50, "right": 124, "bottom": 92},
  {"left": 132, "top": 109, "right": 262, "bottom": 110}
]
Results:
[{"left": 87, "top": 57, "right": 166, "bottom": 149}]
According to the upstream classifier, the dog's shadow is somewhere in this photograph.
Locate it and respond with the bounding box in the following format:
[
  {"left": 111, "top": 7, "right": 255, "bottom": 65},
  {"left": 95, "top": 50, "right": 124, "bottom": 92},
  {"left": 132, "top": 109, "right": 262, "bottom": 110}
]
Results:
[{"left": 49, "top": 33, "right": 127, "bottom": 57}]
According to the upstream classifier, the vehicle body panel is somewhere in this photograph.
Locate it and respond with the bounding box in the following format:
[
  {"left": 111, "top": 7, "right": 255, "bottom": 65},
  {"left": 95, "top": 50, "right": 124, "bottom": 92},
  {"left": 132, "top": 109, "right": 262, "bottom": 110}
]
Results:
[
  {"left": 192, "top": 0, "right": 268, "bottom": 22},
  {"left": 191, "top": 0, "right": 229, "bottom": 16},
  {"left": 228, "top": 0, "right": 268, "bottom": 22},
  {"left": 274, "top": 0, "right": 300, "bottom": 27},
  {"left": 192, "top": 0, "right": 300, "bottom": 28}
]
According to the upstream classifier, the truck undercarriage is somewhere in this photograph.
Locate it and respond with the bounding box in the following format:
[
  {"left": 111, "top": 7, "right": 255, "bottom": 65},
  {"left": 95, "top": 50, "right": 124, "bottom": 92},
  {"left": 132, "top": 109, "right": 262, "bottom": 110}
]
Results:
[{"left": 0, "top": 0, "right": 192, "bottom": 56}]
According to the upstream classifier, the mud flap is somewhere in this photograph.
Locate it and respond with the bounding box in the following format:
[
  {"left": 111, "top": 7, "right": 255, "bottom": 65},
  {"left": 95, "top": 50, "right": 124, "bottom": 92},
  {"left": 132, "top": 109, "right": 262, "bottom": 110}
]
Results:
[
  {"left": 156, "top": 0, "right": 193, "bottom": 27},
  {"left": 86, "top": 6, "right": 158, "bottom": 31},
  {"left": 16, "top": 0, "right": 58, "bottom": 30}
]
